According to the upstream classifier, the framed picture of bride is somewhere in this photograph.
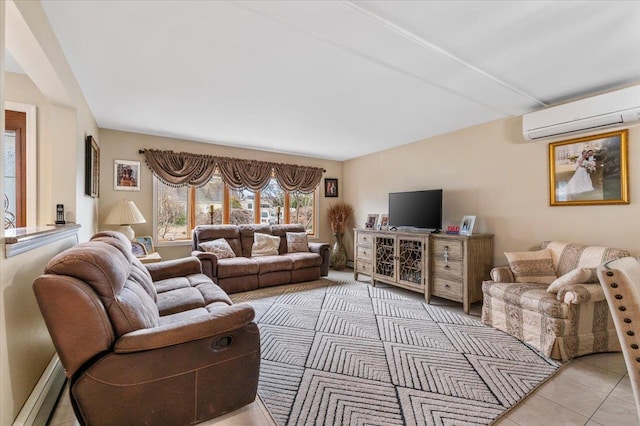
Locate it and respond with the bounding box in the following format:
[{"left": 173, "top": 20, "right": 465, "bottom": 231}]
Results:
[{"left": 548, "top": 129, "right": 629, "bottom": 206}]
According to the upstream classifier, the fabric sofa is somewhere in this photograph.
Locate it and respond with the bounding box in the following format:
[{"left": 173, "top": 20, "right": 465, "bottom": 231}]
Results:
[
  {"left": 33, "top": 231, "right": 260, "bottom": 425},
  {"left": 192, "top": 224, "right": 330, "bottom": 294},
  {"left": 482, "top": 241, "right": 629, "bottom": 361}
]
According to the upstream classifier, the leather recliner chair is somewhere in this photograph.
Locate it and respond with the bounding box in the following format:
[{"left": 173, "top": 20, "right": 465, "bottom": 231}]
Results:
[{"left": 33, "top": 231, "right": 260, "bottom": 425}]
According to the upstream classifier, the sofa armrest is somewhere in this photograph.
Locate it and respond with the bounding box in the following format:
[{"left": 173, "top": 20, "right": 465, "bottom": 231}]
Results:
[
  {"left": 192, "top": 250, "right": 218, "bottom": 280},
  {"left": 490, "top": 266, "right": 514, "bottom": 283},
  {"left": 114, "top": 303, "right": 255, "bottom": 353},
  {"left": 145, "top": 256, "right": 202, "bottom": 281},
  {"left": 309, "top": 242, "right": 331, "bottom": 276},
  {"left": 557, "top": 283, "right": 605, "bottom": 305}
]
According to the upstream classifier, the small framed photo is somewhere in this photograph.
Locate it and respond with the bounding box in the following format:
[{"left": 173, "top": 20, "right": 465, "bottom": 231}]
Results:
[
  {"left": 136, "top": 236, "right": 155, "bottom": 254},
  {"left": 131, "top": 240, "right": 148, "bottom": 257},
  {"left": 325, "top": 178, "right": 338, "bottom": 197},
  {"left": 114, "top": 159, "right": 141, "bottom": 191},
  {"left": 459, "top": 215, "right": 476, "bottom": 236},
  {"left": 365, "top": 214, "right": 379, "bottom": 229},
  {"left": 379, "top": 214, "right": 389, "bottom": 230}
]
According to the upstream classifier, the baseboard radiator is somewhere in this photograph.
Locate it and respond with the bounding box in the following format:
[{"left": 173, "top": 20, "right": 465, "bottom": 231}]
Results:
[{"left": 13, "top": 354, "right": 66, "bottom": 426}]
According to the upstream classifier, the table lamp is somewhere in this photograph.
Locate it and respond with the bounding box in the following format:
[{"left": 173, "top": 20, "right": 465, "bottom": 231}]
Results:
[{"left": 104, "top": 199, "right": 146, "bottom": 240}]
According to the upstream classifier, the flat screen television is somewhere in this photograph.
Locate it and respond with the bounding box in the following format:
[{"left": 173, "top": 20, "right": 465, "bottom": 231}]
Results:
[{"left": 388, "top": 189, "right": 442, "bottom": 231}]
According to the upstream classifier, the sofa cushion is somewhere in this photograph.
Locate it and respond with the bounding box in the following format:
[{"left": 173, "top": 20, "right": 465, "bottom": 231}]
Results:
[
  {"left": 199, "top": 238, "right": 236, "bottom": 259},
  {"left": 254, "top": 255, "right": 293, "bottom": 274},
  {"left": 505, "top": 249, "right": 557, "bottom": 284},
  {"left": 252, "top": 233, "right": 280, "bottom": 257},
  {"left": 239, "top": 224, "right": 273, "bottom": 257},
  {"left": 547, "top": 268, "right": 592, "bottom": 294},
  {"left": 542, "top": 241, "right": 630, "bottom": 278},
  {"left": 156, "top": 287, "right": 206, "bottom": 316},
  {"left": 482, "top": 281, "right": 569, "bottom": 319},
  {"left": 284, "top": 252, "right": 322, "bottom": 269},
  {"left": 217, "top": 257, "right": 259, "bottom": 278},
  {"left": 287, "top": 232, "right": 309, "bottom": 253}
]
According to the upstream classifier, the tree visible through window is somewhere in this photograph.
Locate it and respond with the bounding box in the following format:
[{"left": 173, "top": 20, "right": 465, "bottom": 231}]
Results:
[{"left": 155, "top": 176, "right": 316, "bottom": 242}]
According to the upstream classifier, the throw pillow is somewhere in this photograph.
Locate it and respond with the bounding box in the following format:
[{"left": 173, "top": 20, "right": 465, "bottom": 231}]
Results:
[
  {"left": 252, "top": 233, "right": 280, "bottom": 257},
  {"left": 198, "top": 238, "right": 236, "bottom": 259},
  {"left": 504, "top": 249, "right": 557, "bottom": 284},
  {"left": 286, "top": 232, "right": 309, "bottom": 253},
  {"left": 547, "top": 267, "right": 592, "bottom": 294}
]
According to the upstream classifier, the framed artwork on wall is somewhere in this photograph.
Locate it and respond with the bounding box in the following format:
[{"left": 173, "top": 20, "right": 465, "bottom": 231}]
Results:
[
  {"left": 84, "top": 135, "right": 100, "bottom": 197},
  {"left": 459, "top": 215, "right": 476, "bottom": 236},
  {"left": 114, "top": 159, "right": 141, "bottom": 191},
  {"left": 325, "top": 178, "right": 338, "bottom": 197},
  {"left": 549, "top": 130, "right": 628, "bottom": 206}
]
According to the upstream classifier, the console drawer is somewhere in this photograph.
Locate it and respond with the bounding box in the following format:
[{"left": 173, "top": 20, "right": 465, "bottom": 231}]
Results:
[
  {"left": 432, "top": 277, "right": 463, "bottom": 301},
  {"left": 355, "top": 260, "right": 371, "bottom": 275},
  {"left": 432, "top": 239, "right": 463, "bottom": 259},
  {"left": 357, "top": 233, "right": 373, "bottom": 246},
  {"left": 432, "top": 259, "right": 463, "bottom": 278},
  {"left": 357, "top": 246, "right": 373, "bottom": 261}
]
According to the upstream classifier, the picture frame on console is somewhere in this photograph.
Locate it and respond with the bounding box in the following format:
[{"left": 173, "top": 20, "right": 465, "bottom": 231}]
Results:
[
  {"left": 459, "top": 215, "right": 476, "bottom": 236},
  {"left": 379, "top": 214, "right": 389, "bottom": 230},
  {"left": 365, "top": 214, "right": 378, "bottom": 229},
  {"left": 549, "top": 129, "right": 628, "bottom": 206}
]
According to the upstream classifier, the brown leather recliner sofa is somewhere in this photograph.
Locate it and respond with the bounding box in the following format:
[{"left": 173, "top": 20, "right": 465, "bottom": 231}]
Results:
[
  {"left": 33, "top": 231, "right": 260, "bottom": 426},
  {"left": 192, "top": 224, "right": 330, "bottom": 294}
]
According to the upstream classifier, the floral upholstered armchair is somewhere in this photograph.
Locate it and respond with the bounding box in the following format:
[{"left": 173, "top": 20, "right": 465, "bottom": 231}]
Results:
[{"left": 482, "top": 241, "right": 629, "bottom": 361}]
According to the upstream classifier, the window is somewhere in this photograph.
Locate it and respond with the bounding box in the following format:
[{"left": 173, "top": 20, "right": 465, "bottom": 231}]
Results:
[
  {"left": 155, "top": 176, "right": 317, "bottom": 242},
  {"left": 4, "top": 110, "right": 26, "bottom": 228}
]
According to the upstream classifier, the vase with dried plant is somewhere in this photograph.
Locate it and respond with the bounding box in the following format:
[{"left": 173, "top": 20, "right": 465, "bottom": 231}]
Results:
[{"left": 327, "top": 202, "right": 354, "bottom": 270}]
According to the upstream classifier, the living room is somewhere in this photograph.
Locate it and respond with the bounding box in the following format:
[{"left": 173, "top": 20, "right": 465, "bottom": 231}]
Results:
[{"left": 2, "top": 1, "right": 640, "bottom": 425}]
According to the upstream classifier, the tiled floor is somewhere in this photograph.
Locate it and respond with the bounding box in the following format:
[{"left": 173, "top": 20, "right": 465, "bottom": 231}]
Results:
[{"left": 48, "top": 270, "right": 637, "bottom": 426}]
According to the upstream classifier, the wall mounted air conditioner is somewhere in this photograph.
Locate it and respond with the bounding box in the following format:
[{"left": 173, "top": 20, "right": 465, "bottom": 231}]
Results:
[{"left": 522, "top": 84, "right": 640, "bottom": 141}]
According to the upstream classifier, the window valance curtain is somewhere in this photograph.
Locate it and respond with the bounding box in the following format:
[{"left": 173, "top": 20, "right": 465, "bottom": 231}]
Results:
[{"left": 140, "top": 149, "right": 324, "bottom": 193}]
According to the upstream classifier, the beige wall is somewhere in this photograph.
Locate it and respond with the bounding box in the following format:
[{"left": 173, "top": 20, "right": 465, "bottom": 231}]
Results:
[
  {"left": 343, "top": 117, "right": 640, "bottom": 264},
  {"left": 98, "top": 129, "right": 343, "bottom": 259},
  {"left": 1, "top": 1, "right": 99, "bottom": 423}
]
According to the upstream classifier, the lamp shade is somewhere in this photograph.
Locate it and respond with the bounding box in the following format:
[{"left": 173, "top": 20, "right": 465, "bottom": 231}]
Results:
[{"left": 104, "top": 200, "right": 146, "bottom": 240}]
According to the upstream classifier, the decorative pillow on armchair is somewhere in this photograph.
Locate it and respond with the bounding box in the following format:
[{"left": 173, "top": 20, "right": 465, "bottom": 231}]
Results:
[
  {"left": 252, "top": 233, "right": 280, "bottom": 257},
  {"left": 547, "top": 267, "right": 592, "bottom": 293},
  {"left": 504, "top": 249, "right": 557, "bottom": 284},
  {"left": 286, "top": 232, "right": 309, "bottom": 253},
  {"left": 198, "top": 238, "right": 236, "bottom": 259}
]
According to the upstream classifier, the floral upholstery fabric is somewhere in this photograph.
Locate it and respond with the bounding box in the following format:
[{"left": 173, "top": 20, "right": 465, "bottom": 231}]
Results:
[{"left": 482, "top": 241, "right": 629, "bottom": 361}]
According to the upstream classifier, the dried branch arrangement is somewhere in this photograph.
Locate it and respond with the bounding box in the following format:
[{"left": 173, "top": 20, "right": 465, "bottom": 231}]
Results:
[{"left": 327, "top": 202, "right": 354, "bottom": 234}]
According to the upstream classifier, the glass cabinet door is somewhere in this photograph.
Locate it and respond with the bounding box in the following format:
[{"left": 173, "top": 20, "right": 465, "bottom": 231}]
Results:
[
  {"left": 374, "top": 236, "right": 395, "bottom": 280},
  {"left": 397, "top": 237, "right": 424, "bottom": 288}
]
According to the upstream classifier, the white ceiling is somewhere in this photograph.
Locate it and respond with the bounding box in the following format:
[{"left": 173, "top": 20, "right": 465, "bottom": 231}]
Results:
[{"left": 18, "top": 1, "right": 640, "bottom": 161}]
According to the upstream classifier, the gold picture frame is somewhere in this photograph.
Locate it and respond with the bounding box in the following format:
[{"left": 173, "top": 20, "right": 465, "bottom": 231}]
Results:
[{"left": 549, "top": 130, "right": 629, "bottom": 206}]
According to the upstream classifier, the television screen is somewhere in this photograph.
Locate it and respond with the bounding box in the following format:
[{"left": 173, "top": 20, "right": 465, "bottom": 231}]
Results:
[{"left": 388, "top": 189, "right": 442, "bottom": 231}]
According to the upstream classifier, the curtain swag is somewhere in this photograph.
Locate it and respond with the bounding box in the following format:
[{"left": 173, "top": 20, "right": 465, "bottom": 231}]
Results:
[{"left": 140, "top": 149, "right": 324, "bottom": 193}]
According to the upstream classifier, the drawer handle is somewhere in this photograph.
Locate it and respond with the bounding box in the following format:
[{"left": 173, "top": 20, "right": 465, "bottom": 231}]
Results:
[
  {"left": 445, "top": 284, "right": 450, "bottom": 288},
  {"left": 444, "top": 265, "right": 450, "bottom": 269}
]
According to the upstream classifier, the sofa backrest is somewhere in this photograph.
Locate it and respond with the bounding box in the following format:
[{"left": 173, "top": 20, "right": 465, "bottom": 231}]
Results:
[
  {"left": 193, "top": 224, "right": 307, "bottom": 256},
  {"left": 542, "top": 241, "right": 630, "bottom": 277},
  {"left": 33, "top": 231, "right": 160, "bottom": 377}
]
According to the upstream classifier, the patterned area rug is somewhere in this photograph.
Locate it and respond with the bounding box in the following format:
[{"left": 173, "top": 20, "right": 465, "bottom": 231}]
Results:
[{"left": 232, "top": 279, "right": 562, "bottom": 425}]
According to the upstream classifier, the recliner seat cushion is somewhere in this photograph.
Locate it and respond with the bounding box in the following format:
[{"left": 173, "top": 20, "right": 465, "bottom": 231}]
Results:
[
  {"left": 284, "top": 252, "right": 323, "bottom": 269},
  {"left": 253, "top": 255, "right": 293, "bottom": 274},
  {"left": 217, "top": 257, "right": 259, "bottom": 278}
]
